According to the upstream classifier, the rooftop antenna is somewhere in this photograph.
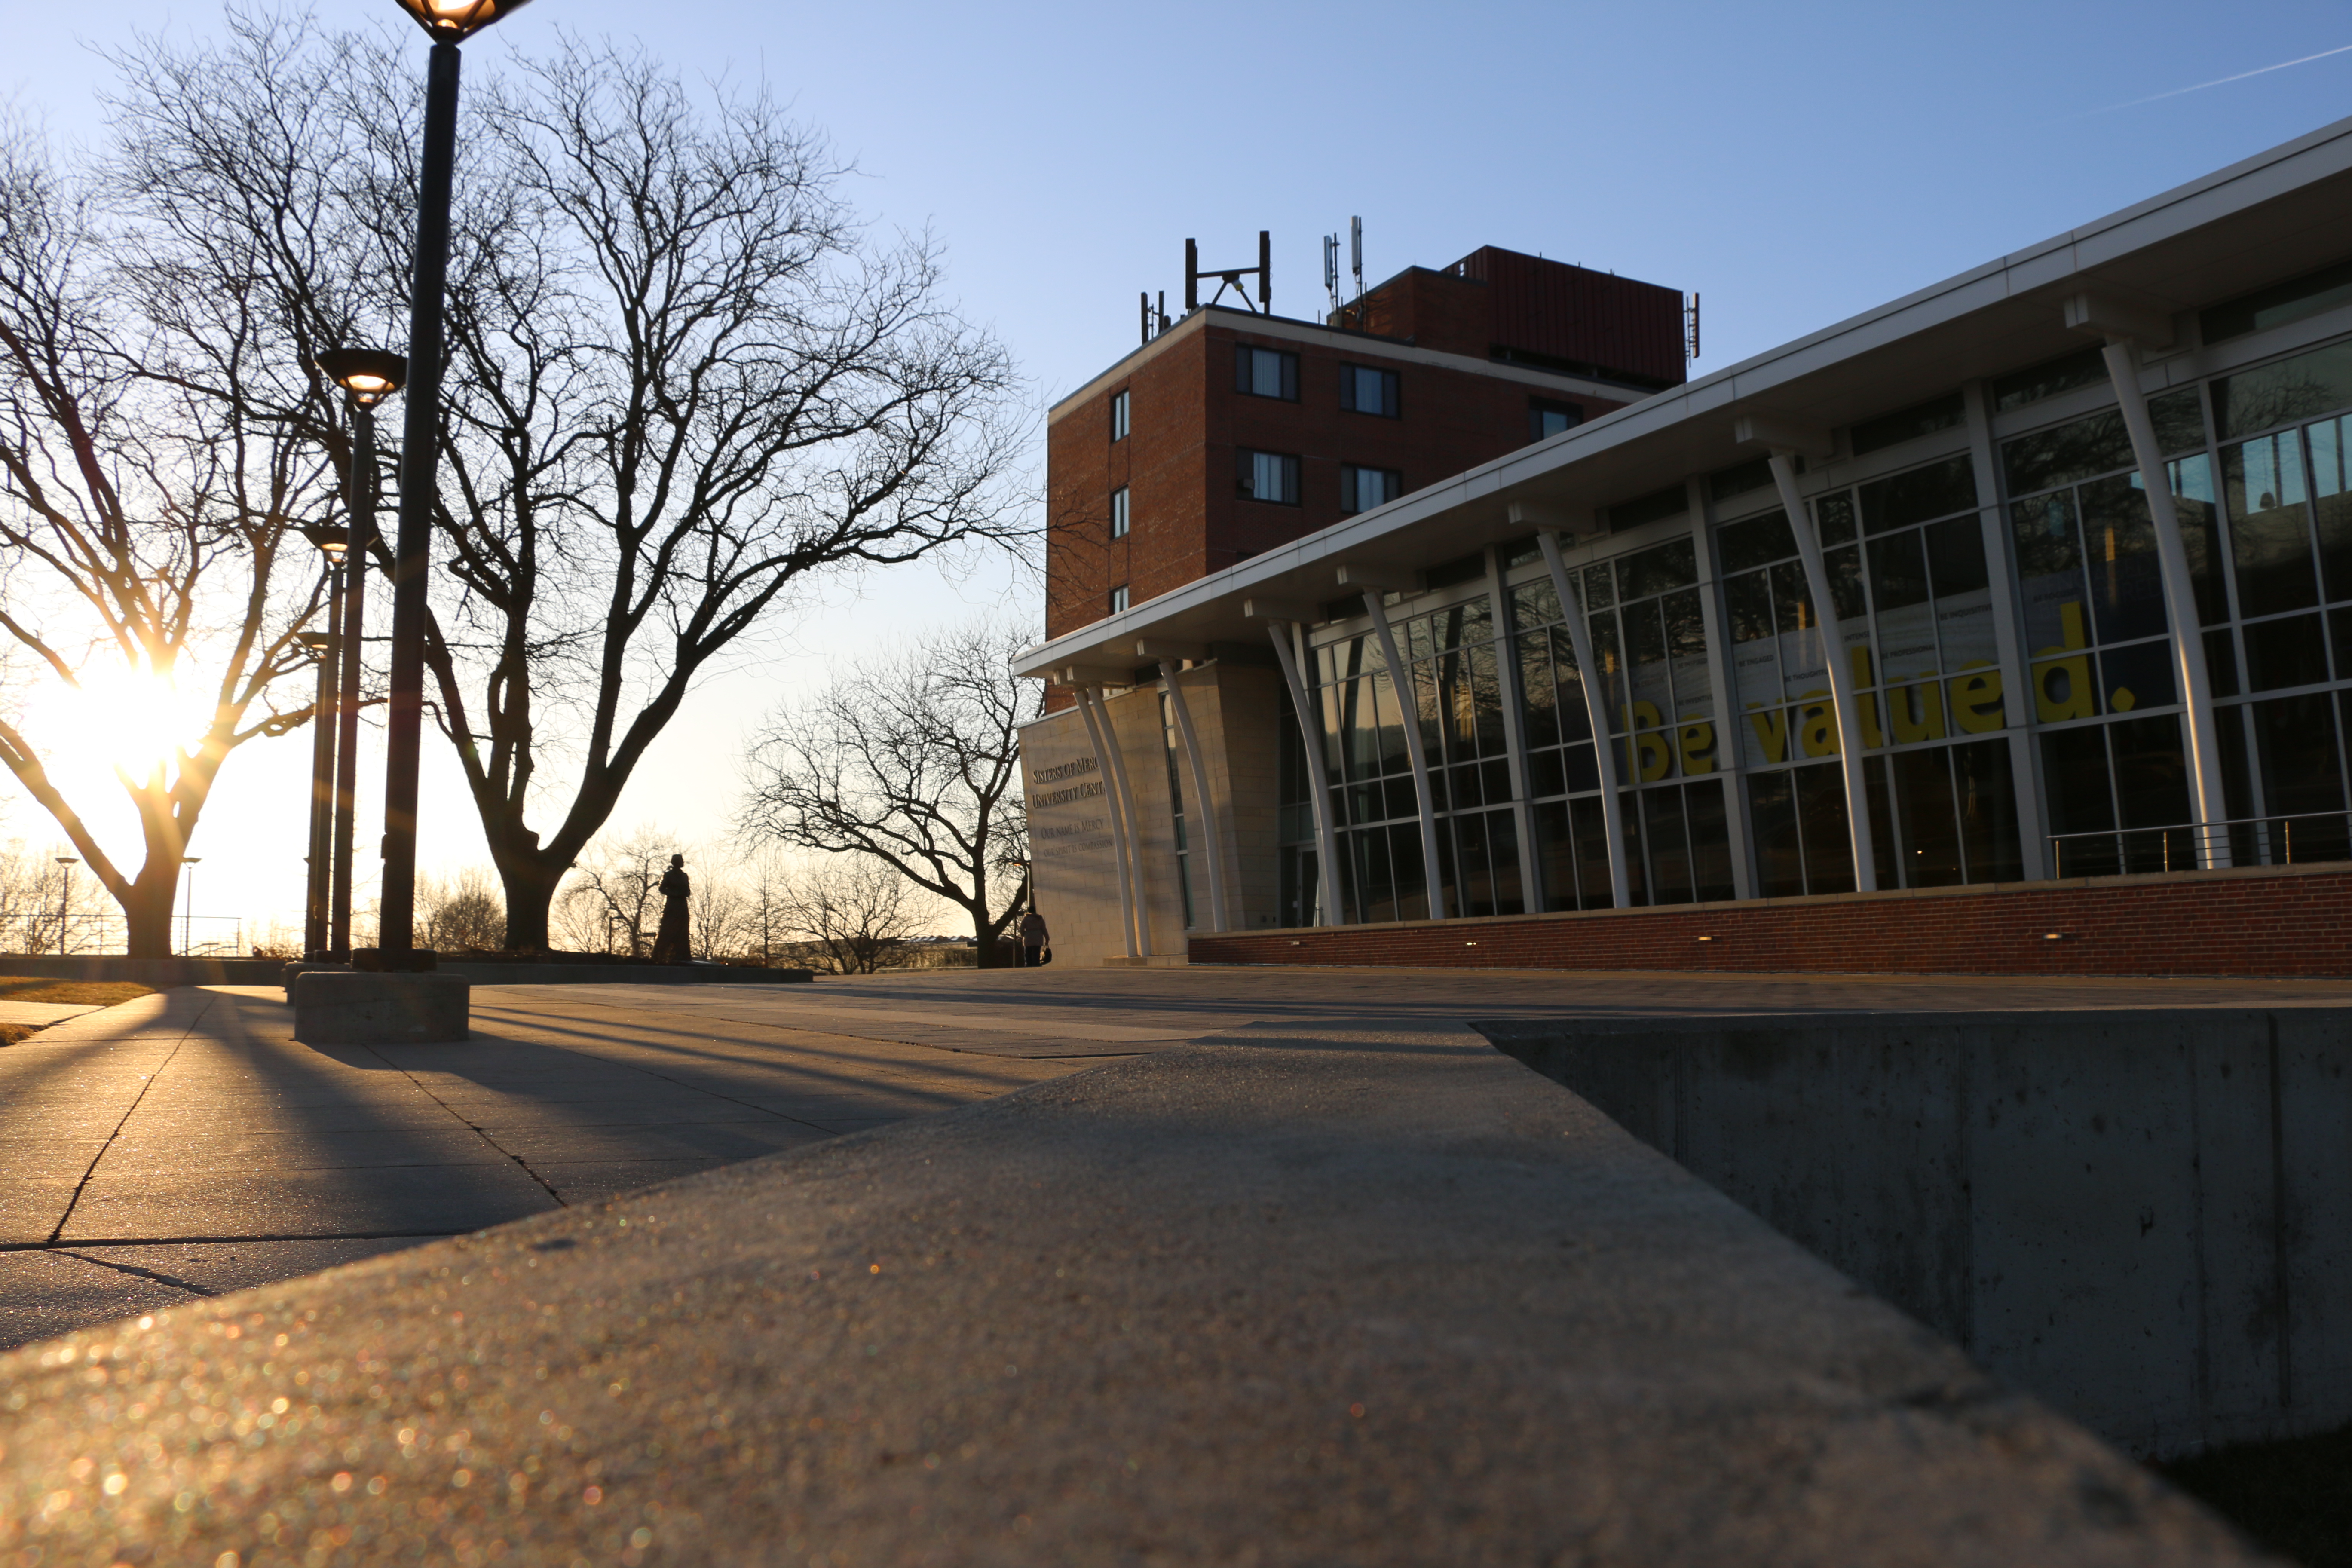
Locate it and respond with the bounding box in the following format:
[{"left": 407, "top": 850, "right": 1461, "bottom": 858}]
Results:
[
  {"left": 1138, "top": 289, "right": 1173, "bottom": 346},
  {"left": 1685, "top": 292, "right": 1701, "bottom": 363},
  {"left": 1185, "top": 232, "right": 1271, "bottom": 315},
  {"left": 1350, "top": 216, "right": 1364, "bottom": 302},
  {"left": 1323, "top": 232, "right": 1341, "bottom": 318}
]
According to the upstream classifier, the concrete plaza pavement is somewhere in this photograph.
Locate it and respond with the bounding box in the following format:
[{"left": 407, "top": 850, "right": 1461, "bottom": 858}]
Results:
[
  {"left": 5, "top": 965, "right": 2330, "bottom": 1565},
  {"left": 12, "top": 962, "right": 2352, "bottom": 1356}
]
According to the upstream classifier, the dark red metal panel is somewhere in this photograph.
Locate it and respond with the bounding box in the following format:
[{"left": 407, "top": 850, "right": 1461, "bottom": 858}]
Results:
[{"left": 1455, "top": 247, "right": 1685, "bottom": 388}]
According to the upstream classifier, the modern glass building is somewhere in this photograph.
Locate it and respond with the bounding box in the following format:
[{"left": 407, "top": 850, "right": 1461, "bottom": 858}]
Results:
[{"left": 1019, "top": 116, "right": 2352, "bottom": 973}]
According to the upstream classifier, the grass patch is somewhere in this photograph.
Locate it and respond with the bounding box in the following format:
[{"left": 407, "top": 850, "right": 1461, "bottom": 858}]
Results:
[
  {"left": 0, "top": 977, "right": 156, "bottom": 1008},
  {"left": 2159, "top": 1422, "right": 2352, "bottom": 1565}
]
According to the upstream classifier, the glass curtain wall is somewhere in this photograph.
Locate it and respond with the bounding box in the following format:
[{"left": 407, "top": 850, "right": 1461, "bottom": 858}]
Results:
[
  {"left": 2004, "top": 389, "right": 2217, "bottom": 875},
  {"left": 1279, "top": 317, "right": 2352, "bottom": 928},
  {"left": 1310, "top": 597, "right": 1523, "bottom": 923},
  {"left": 1510, "top": 535, "right": 1733, "bottom": 907},
  {"left": 2206, "top": 340, "right": 2352, "bottom": 868},
  {"left": 1720, "top": 453, "right": 2026, "bottom": 895}
]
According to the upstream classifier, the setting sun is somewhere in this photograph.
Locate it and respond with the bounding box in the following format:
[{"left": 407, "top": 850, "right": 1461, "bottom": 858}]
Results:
[{"left": 25, "top": 660, "right": 217, "bottom": 781}]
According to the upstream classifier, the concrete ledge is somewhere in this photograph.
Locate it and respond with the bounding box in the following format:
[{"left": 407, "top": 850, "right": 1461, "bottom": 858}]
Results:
[
  {"left": 290, "top": 971, "right": 470, "bottom": 1045},
  {"left": 1478, "top": 1006, "right": 2352, "bottom": 1458},
  {"left": 0, "top": 1024, "right": 2263, "bottom": 1564}
]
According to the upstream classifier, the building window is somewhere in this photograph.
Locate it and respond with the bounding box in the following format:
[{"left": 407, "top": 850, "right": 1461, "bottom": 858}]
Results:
[
  {"left": 1235, "top": 344, "right": 1299, "bottom": 401},
  {"left": 1110, "top": 389, "right": 1130, "bottom": 442},
  {"left": 1110, "top": 486, "right": 1130, "bottom": 539},
  {"left": 1237, "top": 449, "right": 1301, "bottom": 505},
  {"left": 1340, "top": 364, "right": 1400, "bottom": 417},
  {"left": 1162, "top": 693, "right": 1196, "bottom": 930},
  {"left": 1110, "top": 584, "right": 1130, "bottom": 615},
  {"left": 1340, "top": 464, "right": 1403, "bottom": 514},
  {"left": 1530, "top": 399, "right": 1583, "bottom": 442}
]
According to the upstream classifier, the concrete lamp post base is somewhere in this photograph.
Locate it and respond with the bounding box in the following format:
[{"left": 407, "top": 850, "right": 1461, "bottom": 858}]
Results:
[
  {"left": 291, "top": 971, "right": 470, "bottom": 1045},
  {"left": 281, "top": 960, "right": 352, "bottom": 1003}
]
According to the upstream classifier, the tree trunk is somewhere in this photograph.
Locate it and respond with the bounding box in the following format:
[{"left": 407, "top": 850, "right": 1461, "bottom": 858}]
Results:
[
  {"left": 120, "top": 867, "right": 180, "bottom": 959},
  {"left": 497, "top": 854, "right": 567, "bottom": 953},
  {"left": 970, "top": 900, "right": 1013, "bottom": 968}
]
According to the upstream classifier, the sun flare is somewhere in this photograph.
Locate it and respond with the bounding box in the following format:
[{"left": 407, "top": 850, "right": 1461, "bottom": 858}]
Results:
[{"left": 25, "top": 661, "right": 216, "bottom": 781}]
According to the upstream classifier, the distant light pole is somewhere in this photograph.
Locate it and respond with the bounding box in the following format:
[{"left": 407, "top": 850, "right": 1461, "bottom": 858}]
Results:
[
  {"left": 313, "top": 350, "right": 405, "bottom": 962},
  {"left": 181, "top": 858, "right": 202, "bottom": 956},
  {"left": 377, "top": 0, "right": 535, "bottom": 967},
  {"left": 54, "top": 857, "right": 77, "bottom": 956}
]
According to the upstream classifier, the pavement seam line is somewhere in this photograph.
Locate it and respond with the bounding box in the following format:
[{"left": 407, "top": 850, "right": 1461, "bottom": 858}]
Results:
[
  {"left": 43, "top": 992, "right": 214, "bottom": 1245},
  {"left": 362, "top": 1045, "right": 570, "bottom": 1207},
  {"left": 0, "top": 1230, "right": 471, "bottom": 1253},
  {"left": 44, "top": 1250, "right": 217, "bottom": 1298}
]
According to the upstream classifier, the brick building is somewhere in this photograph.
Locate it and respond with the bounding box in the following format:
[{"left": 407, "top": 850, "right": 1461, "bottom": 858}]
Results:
[
  {"left": 1044, "top": 249, "right": 1685, "bottom": 652},
  {"left": 1018, "top": 117, "right": 2352, "bottom": 974}
]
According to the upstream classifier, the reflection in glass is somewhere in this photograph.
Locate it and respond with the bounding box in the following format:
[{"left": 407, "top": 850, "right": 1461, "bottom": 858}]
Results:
[
  {"left": 2226, "top": 431, "right": 2318, "bottom": 617},
  {"left": 2243, "top": 612, "right": 2329, "bottom": 692},
  {"left": 2076, "top": 474, "right": 2167, "bottom": 644}
]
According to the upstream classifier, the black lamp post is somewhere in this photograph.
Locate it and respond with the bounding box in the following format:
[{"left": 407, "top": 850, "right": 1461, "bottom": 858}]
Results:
[
  {"left": 378, "top": 0, "right": 533, "bottom": 966},
  {"left": 314, "top": 347, "right": 406, "bottom": 961},
  {"left": 294, "top": 521, "right": 346, "bottom": 959}
]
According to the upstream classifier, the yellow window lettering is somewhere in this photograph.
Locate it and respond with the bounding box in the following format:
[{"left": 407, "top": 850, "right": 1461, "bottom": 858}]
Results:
[
  {"left": 1798, "top": 697, "right": 1839, "bottom": 758},
  {"left": 1632, "top": 732, "right": 1673, "bottom": 782},
  {"left": 2033, "top": 655, "right": 2095, "bottom": 723},
  {"left": 1678, "top": 720, "right": 1717, "bottom": 775},
  {"left": 1747, "top": 706, "right": 1789, "bottom": 764},
  {"left": 1948, "top": 665, "right": 2005, "bottom": 732}
]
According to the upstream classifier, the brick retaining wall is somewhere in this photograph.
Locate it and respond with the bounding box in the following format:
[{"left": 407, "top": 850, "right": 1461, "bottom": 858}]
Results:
[{"left": 1186, "top": 863, "right": 2352, "bottom": 977}]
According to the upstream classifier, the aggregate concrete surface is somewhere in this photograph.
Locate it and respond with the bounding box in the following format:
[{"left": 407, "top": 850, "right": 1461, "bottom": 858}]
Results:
[{"left": 0, "top": 965, "right": 2318, "bottom": 1565}]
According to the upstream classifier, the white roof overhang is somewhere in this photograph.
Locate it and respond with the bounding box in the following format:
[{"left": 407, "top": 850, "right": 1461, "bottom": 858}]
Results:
[{"left": 1020, "top": 113, "right": 2352, "bottom": 679}]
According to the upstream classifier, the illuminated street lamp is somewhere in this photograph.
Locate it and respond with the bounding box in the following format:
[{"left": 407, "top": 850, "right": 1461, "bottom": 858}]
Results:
[
  {"left": 377, "top": 0, "right": 533, "bottom": 966},
  {"left": 314, "top": 349, "right": 405, "bottom": 962}
]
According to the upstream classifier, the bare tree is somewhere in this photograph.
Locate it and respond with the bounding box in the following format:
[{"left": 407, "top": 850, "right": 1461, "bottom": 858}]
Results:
[
  {"left": 104, "top": 15, "right": 1032, "bottom": 953},
  {"left": 689, "top": 868, "right": 751, "bottom": 962},
  {"left": 740, "top": 619, "right": 1035, "bottom": 964},
  {"left": 780, "top": 859, "right": 921, "bottom": 975},
  {"left": 417, "top": 867, "right": 506, "bottom": 953},
  {"left": 0, "top": 116, "right": 333, "bottom": 956},
  {"left": 555, "top": 826, "right": 678, "bottom": 958}
]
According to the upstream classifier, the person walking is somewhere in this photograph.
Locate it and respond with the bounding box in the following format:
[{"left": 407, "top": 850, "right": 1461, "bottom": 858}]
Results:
[
  {"left": 651, "top": 853, "right": 691, "bottom": 964},
  {"left": 1018, "top": 907, "right": 1049, "bottom": 968}
]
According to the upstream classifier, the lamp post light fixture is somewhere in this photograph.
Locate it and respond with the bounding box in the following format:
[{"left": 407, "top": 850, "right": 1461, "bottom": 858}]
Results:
[
  {"left": 313, "top": 349, "right": 405, "bottom": 962},
  {"left": 377, "top": 0, "right": 533, "bottom": 967},
  {"left": 54, "top": 857, "right": 77, "bottom": 957},
  {"left": 181, "top": 857, "right": 202, "bottom": 958}
]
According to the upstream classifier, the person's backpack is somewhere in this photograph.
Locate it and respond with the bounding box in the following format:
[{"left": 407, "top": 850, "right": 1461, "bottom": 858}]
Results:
[{"left": 1038, "top": 946, "right": 1053, "bottom": 966}]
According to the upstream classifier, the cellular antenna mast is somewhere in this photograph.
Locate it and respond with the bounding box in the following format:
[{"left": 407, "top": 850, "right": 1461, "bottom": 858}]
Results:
[
  {"left": 1350, "top": 216, "right": 1364, "bottom": 301},
  {"left": 1184, "top": 232, "right": 1271, "bottom": 314},
  {"left": 1685, "top": 292, "right": 1702, "bottom": 363},
  {"left": 1323, "top": 232, "right": 1341, "bottom": 317}
]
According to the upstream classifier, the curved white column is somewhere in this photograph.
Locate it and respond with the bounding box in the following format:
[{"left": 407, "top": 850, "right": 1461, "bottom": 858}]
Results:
[
  {"left": 1536, "top": 531, "right": 1633, "bottom": 908},
  {"left": 1360, "top": 589, "right": 1449, "bottom": 921},
  {"left": 1158, "top": 666, "right": 1229, "bottom": 931},
  {"left": 1767, "top": 453, "right": 1879, "bottom": 892},
  {"left": 1268, "top": 622, "right": 1344, "bottom": 925},
  {"left": 1073, "top": 687, "right": 1139, "bottom": 959}
]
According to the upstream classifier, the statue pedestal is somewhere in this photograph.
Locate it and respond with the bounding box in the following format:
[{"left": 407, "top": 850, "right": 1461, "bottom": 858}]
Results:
[{"left": 291, "top": 971, "right": 470, "bottom": 1045}]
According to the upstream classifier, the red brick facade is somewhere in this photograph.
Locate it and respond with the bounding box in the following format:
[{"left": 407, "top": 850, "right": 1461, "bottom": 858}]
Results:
[
  {"left": 1043, "top": 248, "right": 1689, "bottom": 707},
  {"left": 1187, "top": 863, "right": 2352, "bottom": 979}
]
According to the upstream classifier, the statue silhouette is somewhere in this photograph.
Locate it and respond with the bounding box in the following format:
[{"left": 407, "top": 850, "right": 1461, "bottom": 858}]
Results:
[{"left": 651, "top": 853, "right": 691, "bottom": 964}]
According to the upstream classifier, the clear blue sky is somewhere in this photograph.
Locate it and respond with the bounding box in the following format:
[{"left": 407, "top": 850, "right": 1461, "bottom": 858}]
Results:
[{"left": 8, "top": 0, "right": 2352, "bottom": 932}]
